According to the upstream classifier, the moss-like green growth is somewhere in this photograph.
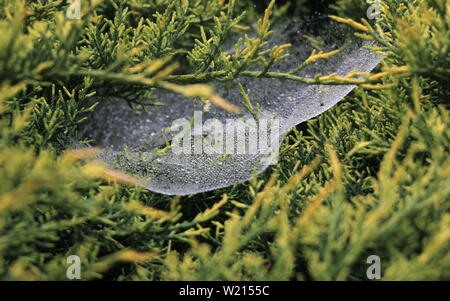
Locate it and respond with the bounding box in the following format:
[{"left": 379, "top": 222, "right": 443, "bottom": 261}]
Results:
[{"left": 0, "top": 0, "right": 449, "bottom": 280}]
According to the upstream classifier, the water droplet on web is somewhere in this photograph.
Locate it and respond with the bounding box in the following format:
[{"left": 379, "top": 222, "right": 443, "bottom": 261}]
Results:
[{"left": 78, "top": 17, "right": 382, "bottom": 195}]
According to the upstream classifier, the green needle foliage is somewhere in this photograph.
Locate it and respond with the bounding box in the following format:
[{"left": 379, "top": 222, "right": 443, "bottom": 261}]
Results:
[{"left": 0, "top": 0, "right": 449, "bottom": 280}]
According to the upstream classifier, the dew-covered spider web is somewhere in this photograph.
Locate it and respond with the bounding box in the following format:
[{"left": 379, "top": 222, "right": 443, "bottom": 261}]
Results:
[{"left": 78, "top": 18, "right": 382, "bottom": 195}]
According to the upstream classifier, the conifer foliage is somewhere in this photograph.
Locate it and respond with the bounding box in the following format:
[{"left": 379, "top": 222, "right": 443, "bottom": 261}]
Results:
[{"left": 0, "top": 0, "right": 449, "bottom": 280}]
